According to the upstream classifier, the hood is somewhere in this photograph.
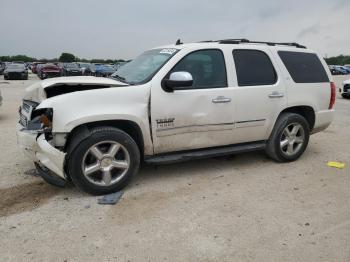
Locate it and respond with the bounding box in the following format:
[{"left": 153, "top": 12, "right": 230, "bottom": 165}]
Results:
[
  {"left": 5, "top": 68, "right": 26, "bottom": 73},
  {"left": 23, "top": 76, "right": 128, "bottom": 103},
  {"left": 42, "top": 65, "right": 60, "bottom": 71}
]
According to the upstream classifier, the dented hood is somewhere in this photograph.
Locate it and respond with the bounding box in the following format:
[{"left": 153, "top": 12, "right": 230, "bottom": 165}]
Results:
[{"left": 24, "top": 76, "right": 128, "bottom": 102}]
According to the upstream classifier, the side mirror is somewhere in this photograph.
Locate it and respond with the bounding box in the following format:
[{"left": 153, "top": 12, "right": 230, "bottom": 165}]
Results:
[{"left": 162, "top": 71, "right": 193, "bottom": 92}]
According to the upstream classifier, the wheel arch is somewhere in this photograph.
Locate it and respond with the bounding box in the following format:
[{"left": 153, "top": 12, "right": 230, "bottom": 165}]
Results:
[
  {"left": 63, "top": 119, "right": 146, "bottom": 181},
  {"left": 64, "top": 119, "right": 145, "bottom": 157},
  {"left": 278, "top": 105, "right": 315, "bottom": 131}
]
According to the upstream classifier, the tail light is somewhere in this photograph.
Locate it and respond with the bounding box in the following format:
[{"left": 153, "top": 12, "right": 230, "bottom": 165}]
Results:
[{"left": 329, "top": 82, "right": 336, "bottom": 109}]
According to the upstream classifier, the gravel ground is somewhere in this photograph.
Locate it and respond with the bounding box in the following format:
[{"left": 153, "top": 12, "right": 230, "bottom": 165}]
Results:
[{"left": 0, "top": 74, "right": 349, "bottom": 262}]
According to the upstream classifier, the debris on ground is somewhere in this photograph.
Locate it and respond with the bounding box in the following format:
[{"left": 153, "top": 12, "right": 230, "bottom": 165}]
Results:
[
  {"left": 212, "top": 175, "right": 224, "bottom": 180},
  {"left": 98, "top": 191, "right": 124, "bottom": 205},
  {"left": 24, "top": 169, "right": 39, "bottom": 177},
  {"left": 327, "top": 161, "right": 345, "bottom": 169}
]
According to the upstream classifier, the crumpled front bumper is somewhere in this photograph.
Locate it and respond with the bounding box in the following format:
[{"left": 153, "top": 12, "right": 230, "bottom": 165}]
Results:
[{"left": 16, "top": 124, "right": 67, "bottom": 180}]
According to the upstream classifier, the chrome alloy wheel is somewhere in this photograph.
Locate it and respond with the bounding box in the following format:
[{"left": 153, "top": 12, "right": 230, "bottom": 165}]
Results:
[
  {"left": 280, "top": 123, "right": 305, "bottom": 156},
  {"left": 82, "top": 141, "right": 130, "bottom": 186}
]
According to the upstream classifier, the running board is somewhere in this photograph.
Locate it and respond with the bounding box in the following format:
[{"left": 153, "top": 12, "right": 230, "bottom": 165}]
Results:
[{"left": 145, "top": 141, "right": 266, "bottom": 165}]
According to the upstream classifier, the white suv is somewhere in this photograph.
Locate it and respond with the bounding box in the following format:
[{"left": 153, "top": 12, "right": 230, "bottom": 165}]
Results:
[
  {"left": 17, "top": 39, "right": 335, "bottom": 195},
  {"left": 340, "top": 79, "right": 350, "bottom": 98}
]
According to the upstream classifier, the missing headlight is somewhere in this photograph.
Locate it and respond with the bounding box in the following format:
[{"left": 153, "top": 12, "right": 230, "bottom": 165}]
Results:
[{"left": 26, "top": 108, "right": 53, "bottom": 135}]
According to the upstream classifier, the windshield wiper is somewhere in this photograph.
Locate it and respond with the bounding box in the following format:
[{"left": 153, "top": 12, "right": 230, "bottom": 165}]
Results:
[{"left": 111, "top": 74, "right": 127, "bottom": 83}]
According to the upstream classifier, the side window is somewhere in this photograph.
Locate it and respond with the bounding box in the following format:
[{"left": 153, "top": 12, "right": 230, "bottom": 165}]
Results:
[
  {"left": 170, "top": 49, "right": 227, "bottom": 89},
  {"left": 233, "top": 49, "right": 277, "bottom": 86},
  {"left": 278, "top": 51, "right": 329, "bottom": 83}
]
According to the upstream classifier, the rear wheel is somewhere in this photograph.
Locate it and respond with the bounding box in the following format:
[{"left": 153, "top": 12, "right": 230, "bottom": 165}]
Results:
[
  {"left": 266, "top": 113, "right": 310, "bottom": 162},
  {"left": 67, "top": 127, "right": 140, "bottom": 195}
]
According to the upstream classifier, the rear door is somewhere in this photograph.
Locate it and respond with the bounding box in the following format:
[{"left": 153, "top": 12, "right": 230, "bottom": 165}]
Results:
[{"left": 230, "top": 48, "right": 287, "bottom": 143}]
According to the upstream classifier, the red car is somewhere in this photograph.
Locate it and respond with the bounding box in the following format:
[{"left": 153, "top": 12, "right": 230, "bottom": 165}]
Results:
[
  {"left": 38, "top": 63, "right": 62, "bottom": 79},
  {"left": 31, "top": 62, "right": 45, "bottom": 74}
]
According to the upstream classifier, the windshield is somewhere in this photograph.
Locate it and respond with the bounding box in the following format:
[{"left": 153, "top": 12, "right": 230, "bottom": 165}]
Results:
[
  {"left": 65, "top": 63, "right": 79, "bottom": 69},
  {"left": 7, "top": 64, "right": 25, "bottom": 69},
  {"left": 111, "top": 48, "right": 178, "bottom": 84},
  {"left": 79, "top": 63, "right": 90, "bottom": 68}
]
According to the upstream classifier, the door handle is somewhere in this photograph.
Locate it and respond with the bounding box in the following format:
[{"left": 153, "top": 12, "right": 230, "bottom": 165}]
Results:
[
  {"left": 212, "top": 96, "right": 231, "bottom": 103},
  {"left": 268, "top": 91, "right": 284, "bottom": 98}
]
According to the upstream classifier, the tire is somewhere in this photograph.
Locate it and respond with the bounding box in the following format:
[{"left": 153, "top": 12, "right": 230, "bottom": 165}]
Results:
[
  {"left": 265, "top": 113, "right": 310, "bottom": 162},
  {"left": 67, "top": 127, "right": 140, "bottom": 195},
  {"left": 342, "top": 94, "right": 350, "bottom": 99}
]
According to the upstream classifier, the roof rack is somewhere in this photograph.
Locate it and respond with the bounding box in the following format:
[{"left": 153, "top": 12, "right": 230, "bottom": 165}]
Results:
[{"left": 217, "top": 39, "right": 306, "bottom": 49}]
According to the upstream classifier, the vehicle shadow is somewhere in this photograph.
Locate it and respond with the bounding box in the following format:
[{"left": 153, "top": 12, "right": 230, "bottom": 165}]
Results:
[{"left": 135, "top": 150, "right": 269, "bottom": 185}]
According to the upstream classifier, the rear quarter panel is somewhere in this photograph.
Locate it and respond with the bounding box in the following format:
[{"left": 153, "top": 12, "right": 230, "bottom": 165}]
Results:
[{"left": 272, "top": 47, "right": 332, "bottom": 112}]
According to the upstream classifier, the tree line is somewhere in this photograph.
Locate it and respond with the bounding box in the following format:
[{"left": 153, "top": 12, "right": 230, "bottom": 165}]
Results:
[
  {"left": 0, "top": 53, "right": 128, "bottom": 64},
  {"left": 324, "top": 55, "right": 350, "bottom": 65}
]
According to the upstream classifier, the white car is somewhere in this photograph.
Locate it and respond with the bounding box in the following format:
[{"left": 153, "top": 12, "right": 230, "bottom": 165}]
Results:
[
  {"left": 340, "top": 79, "right": 350, "bottom": 98},
  {"left": 16, "top": 39, "right": 335, "bottom": 195}
]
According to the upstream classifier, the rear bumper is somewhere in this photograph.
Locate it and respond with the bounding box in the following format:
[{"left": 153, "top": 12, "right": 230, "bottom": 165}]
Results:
[
  {"left": 41, "top": 71, "right": 61, "bottom": 78},
  {"left": 16, "top": 124, "right": 67, "bottom": 180},
  {"left": 312, "top": 109, "right": 335, "bottom": 134}
]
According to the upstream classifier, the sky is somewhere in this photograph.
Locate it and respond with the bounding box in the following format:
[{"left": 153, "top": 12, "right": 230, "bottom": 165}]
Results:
[{"left": 1, "top": 0, "right": 349, "bottom": 60}]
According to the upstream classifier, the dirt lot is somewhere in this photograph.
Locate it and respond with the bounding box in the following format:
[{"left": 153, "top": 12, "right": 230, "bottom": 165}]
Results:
[{"left": 0, "top": 74, "right": 349, "bottom": 262}]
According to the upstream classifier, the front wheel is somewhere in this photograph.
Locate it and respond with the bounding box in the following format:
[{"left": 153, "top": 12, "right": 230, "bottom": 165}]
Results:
[
  {"left": 265, "top": 113, "right": 310, "bottom": 162},
  {"left": 67, "top": 127, "right": 140, "bottom": 195},
  {"left": 342, "top": 94, "right": 350, "bottom": 99}
]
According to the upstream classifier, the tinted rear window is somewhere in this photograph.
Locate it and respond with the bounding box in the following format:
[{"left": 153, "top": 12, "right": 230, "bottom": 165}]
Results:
[
  {"left": 233, "top": 50, "right": 277, "bottom": 86},
  {"left": 278, "top": 51, "right": 329, "bottom": 83}
]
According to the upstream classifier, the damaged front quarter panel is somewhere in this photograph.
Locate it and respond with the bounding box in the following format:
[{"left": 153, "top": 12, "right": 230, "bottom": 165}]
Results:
[{"left": 36, "top": 83, "right": 153, "bottom": 155}]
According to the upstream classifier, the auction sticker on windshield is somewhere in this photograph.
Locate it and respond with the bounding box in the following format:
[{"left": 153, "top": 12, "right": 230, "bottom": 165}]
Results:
[{"left": 159, "top": 48, "right": 178, "bottom": 55}]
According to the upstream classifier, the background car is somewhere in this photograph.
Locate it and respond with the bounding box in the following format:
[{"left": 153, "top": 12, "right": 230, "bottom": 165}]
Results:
[
  {"left": 114, "top": 61, "right": 128, "bottom": 71},
  {"left": 338, "top": 66, "right": 350, "bottom": 74},
  {"left": 36, "top": 63, "right": 46, "bottom": 76},
  {"left": 3, "top": 64, "right": 28, "bottom": 80},
  {"left": 0, "top": 62, "right": 5, "bottom": 75},
  {"left": 38, "top": 63, "right": 62, "bottom": 79},
  {"left": 95, "top": 64, "right": 116, "bottom": 77},
  {"left": 340, "top": 79, "right": 350, "bottom": 99},
  {"left": 329, "top": 65, "right": 348, "bottom": 75},
  {"left": 77, "top": 62, "right": 95, "bottom": 75},
  {"left": 61, "top": 63, "right": 82, "bottom": 76},
  {"left": 31, "top": 62, "right": 45, "bottom": 74}
]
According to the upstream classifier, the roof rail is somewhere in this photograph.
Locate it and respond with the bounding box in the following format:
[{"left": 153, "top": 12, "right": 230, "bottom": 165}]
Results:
[
  {"left": 217, "top": 39, "right": 306, "bottom": 48},
  {"left": 199, "top": 38, "right": 249, "bottom": 43}
]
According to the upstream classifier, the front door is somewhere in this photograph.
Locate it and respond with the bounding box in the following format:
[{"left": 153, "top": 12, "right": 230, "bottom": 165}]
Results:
[{"left": 151, "top": 49, "right": 235, "bottom": 154}]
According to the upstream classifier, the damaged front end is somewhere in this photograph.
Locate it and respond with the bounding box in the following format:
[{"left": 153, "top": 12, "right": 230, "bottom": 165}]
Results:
[{"left": 17, "top": 100, "right": 67, "bottom": 187}]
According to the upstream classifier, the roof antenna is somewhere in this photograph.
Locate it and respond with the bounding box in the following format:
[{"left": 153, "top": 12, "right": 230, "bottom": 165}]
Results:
[{"left": 175, "top": 39, "right": 183, "bottom": 45}]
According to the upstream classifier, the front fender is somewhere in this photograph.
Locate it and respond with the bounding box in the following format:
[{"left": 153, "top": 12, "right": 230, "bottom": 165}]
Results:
[{"left": 37, "top": 84, "right": 153, "bottom": 155}]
